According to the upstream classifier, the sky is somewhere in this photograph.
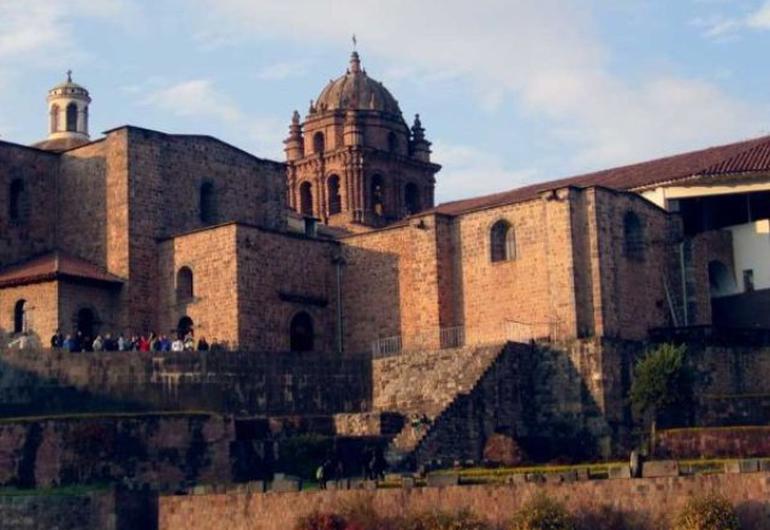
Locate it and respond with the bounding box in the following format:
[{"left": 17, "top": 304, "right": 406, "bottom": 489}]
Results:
[{"left": 1, "top": 0, "right": 770, "bottom": 204}]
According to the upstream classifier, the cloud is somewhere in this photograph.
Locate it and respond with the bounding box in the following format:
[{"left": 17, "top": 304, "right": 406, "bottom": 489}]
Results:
[
  {"left": 189, "top": 0, "right": 767, "bottom": 181},
  {"left": 255, "top": 61, "right": 309, "bottom": 81},
  {"left": 432, "top": 142, "right": 538, "bottom": 202},
  {"left": 142, "top": 79, "right": 242, "bottom": 122},
  {"left": 691, "top": 1, "right": 770, "bottom": 38},
  {"left": 141, "top": 78, "right": 286, "bottom": 159}
]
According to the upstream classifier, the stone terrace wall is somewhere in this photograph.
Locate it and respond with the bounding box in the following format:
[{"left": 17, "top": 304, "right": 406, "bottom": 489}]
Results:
[
  {"left": 0, "top": 413, "right": 231, "bottom": 489},
  {"left": 0, "top": 349, "right": 372, "bottom": 418},
  {"left": 372, "top": 343, "right": 506, "bottom": 417},
  {"left": 158, "top": 473, "right": 770, "bottom": 530},
  {"left": 0, "top": 491, "right": 115, "bottom": 530}
]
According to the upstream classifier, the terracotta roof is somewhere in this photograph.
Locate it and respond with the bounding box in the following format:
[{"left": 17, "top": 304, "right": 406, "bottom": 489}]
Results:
[
  {"left": 0, "top": 252, "right": 124, "bottom": 289},
  {"left": 431, "top": 135, "right": 770, "bottom": 216}
]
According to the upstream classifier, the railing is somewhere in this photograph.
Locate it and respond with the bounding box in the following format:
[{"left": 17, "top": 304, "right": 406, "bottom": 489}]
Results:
[
  {"left": 370, "top": 319, "right": 564, "bottom": 359},
  {"left": 371, "top": 335, "right": 403, "bottom": 359}
]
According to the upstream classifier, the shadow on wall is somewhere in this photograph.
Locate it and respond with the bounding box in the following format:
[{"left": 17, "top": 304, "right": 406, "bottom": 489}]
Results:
[
  {"left": 341, "top": 245, "right": 401, "bottom": 354},
  {"left": 409, "top": 341, "right": 614, "bottom": 467}
]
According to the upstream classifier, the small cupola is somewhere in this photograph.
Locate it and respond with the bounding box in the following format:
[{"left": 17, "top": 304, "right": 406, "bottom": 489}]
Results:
[{"left": 36, "top": 70, "right": 92, "bottom": 151}]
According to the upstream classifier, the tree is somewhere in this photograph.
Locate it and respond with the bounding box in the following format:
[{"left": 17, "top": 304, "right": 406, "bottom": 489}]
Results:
[{"left": 629, "top": 343, "right": 692, "bottom": 453}]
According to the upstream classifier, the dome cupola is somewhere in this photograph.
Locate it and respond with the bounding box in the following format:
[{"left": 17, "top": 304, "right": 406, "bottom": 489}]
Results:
[{"left": 35, "top": 70, "right": 92, "bottom": 152}]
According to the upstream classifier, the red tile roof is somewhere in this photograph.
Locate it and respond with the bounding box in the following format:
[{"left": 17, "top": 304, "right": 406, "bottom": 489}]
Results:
[
  {"left": 0, "top": 252, "right": 124, "bottom": 288},
  {"left": 431, "top": 135, "right": 770, "bottom": 216}
]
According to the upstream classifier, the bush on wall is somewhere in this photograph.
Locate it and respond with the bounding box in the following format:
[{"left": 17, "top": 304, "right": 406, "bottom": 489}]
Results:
[
  {"left": 507, "top": 494, "right": 575, "bottom": 530},
  {"left": 673, "top": 494, "right": 740, "bottom": 530}
]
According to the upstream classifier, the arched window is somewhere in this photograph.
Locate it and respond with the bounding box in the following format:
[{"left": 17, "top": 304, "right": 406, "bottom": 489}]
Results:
[
  {"left": 623, "top": 211, "right": 645, "bottom": 261},
  {"left": 490, "top": 220, "right": 516, "bottom": 262},
  {"left": 313, "top": 131, "right": 325, "bottom": 154},
  {"left": 387, "top": 132, "right": 398, "bottom": 153},
  {"left": 66, "top": 103, "right": 78, "bottom": 132},
  {"left": 300, "top": 181, "right": 314, "bottom": 216},
  {"left": 708, "top": 260, "right": 736, "bottom": 297},
  {"left": 405, "top": 182, "right": 421, "bottom": 215},
  {"left": 290, "top": 311, "right": 314, "bottom": 352},
  {"left": 50, "top": 104, "right": 60, "bottom": 133},
  {"left": 199, "top": 182, "right": 216, "bottom": 224},
  {"left": 371, "top": 175, "right": 384, "bottom": 216},
  {"left": 9, "top": 179, "right": 25, "bottom": 222},
  {"left": 327, "top": 175, "right": 341, "bottom": 215},
  {"left": 176, "top": 266, "right": 194, "bottom": 303},
  {"left": 13, "top": 300, "right": 26, "bottom": 333},
  {"left": 177, "top": 316, "right": 194, "bottom": 339}
]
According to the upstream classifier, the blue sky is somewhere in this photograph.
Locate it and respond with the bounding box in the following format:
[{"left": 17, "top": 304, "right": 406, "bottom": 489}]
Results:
[{"left": 2, "top": 0, "right": 770, "bottom": 203}]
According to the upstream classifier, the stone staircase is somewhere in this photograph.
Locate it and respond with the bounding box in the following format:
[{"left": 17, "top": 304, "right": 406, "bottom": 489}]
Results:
[{"left": 372, "top": 342, "right": 509, "bottom": 467}]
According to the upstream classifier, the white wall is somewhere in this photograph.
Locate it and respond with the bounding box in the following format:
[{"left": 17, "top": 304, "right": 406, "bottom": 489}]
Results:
[{"left": 721, "top": 220, "right": 770, "bottom": 295}]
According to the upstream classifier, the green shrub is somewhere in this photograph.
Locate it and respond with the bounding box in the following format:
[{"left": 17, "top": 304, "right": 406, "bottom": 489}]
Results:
[
  {"left": 674, "top": 494, "right": 740, "bottom": 530},
  {"left": 398, "top": 510, "right": 492, "bottom": 530},
  {"left": 508, "top": 495, "right": 575, "bottom": 530}
]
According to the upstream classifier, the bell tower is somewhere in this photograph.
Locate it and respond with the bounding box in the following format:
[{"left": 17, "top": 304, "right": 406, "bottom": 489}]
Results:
[
  {"left": 42, "top": 70, "right": 91, "bottom": 150},
  {"left": 285, "top": 52, "right": 440, "bottom": 232}
]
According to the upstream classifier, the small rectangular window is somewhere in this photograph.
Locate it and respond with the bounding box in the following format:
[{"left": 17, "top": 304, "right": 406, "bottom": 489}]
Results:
[{"left": 743, "top": 269, "right": 755, "bottom": 292}]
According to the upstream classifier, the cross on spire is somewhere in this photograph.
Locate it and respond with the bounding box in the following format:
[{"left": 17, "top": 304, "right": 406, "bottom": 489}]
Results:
[
  {"left": 352, "top": 34, "right": 357, "bottom": 50},
  {"left": 66, "top": 69, "right": 72, "bottom": 83}
]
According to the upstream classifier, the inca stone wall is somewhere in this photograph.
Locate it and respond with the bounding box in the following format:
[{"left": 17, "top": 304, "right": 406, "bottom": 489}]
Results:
[
  {"left": 0, "top": 413, "right": 232, "bottom": 489},
  {"left": 0, "top": 350, "right": 372, "bottom": 418}
]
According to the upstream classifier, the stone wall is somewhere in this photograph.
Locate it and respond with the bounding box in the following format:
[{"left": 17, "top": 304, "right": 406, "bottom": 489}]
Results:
[
  {"left": 158, "top": 224, "right": 240, "bottom": 346},
  {"left": 0, "top": 349, "right": 372, "bottom": 418},
  {"left": 0, "top": 490, "right": 117, "bottom": 530},
  {"left": 157, "top": 473, "right": 770, "bottom": 530},
  {"left": 341, "top": 219, "right": 443, "bottom": 353},
  {"left": 657, "top": 426, "right": 770, "bottom": 459},
  {"left": 0, "top": 413, "right": 232, "bottom": 489},
  {"left": 0, "top": 282, "right": 58, "bottom": 347},
  {"left": 236, "top": 224, "right": 339, "bottom": 353},
  {"left": 0, "top": 142, "right": 58, "bottom": 269}
]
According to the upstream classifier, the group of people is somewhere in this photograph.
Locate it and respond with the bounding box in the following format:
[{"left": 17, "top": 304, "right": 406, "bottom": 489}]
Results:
[
  {"left": 316, "top": 448, "right": 388, "bottom": 489},
  {"left": 49, "top": 330, "right": 224, "bottom": 353}
]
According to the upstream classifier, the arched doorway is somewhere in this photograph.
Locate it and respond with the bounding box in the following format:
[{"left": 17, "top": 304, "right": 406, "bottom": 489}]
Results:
[
  {"left": 76, "top": 308, "right": 96, "bottom": 338},
  {"left": 708, "top": 260, "right": 736, "bottom": 297},
  {"left": 371, "top": 175, "right": 384, "bottom": 216},
  {"left": 289, "top": 312, "right": 314, "bottom": 352},
  {"left": 177, "top": 316, "right": 194, "bottom": 339}
]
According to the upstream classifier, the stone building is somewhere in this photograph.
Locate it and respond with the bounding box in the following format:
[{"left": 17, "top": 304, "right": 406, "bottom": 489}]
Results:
[{"left": 0, "top": 54, "right": 768, "bottom": 354}]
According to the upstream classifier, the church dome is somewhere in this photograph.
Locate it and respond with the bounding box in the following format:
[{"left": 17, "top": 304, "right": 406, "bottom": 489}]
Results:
[{"left": 314, "top": 52, "right": 401, "bottom": 116}]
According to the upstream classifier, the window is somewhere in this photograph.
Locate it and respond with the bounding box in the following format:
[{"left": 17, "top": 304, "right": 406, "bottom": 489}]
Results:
[
  {"left": 404, "top": 183, "right": 421, "bottom": 215},
  {"left": 313, "top": 131, "right": 325, "bottom": 154},
  {"left": 290, "top": 311, "right": 314, "bottom": 352},
  {"left": 623, "top": 211, "right": 645, "bottom": 261},
  {"left": 9, "top": 179, "right": 25, "bottom": 222},
  {"left": 176, "top": 267, "right": 194, "bottom": 303},
  {"left": 66, "top": 103, "right": 78, "bottom": 132},
  {"left": 327, "top": 175, "right": 341, "bottom": 215},
  {"left": 708, "top": 260, "right": 736, "bottom": 297},
  {"left": 387, "top": 131, "right": 398, "bottom": 153},
  {"left": 371, "top": 175, "right": 384, "bottom": 216},
  {"left": 13, "top": 300, "right": 26, "bottom": 333},
  {"left": 199, "top": 182, "right": 216, "bottom": 224},
  {"left": 300, "top": 181, "right": 313, "bottom": 216},
  {"left": 490, "top": 220, "right": 516, "bottom": 262},
  {"left": 743, "top": 269, "right": 755, "bottom": 293},
  {"left": 50, "top": 104, "right": 60, "bottom": 133}
]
